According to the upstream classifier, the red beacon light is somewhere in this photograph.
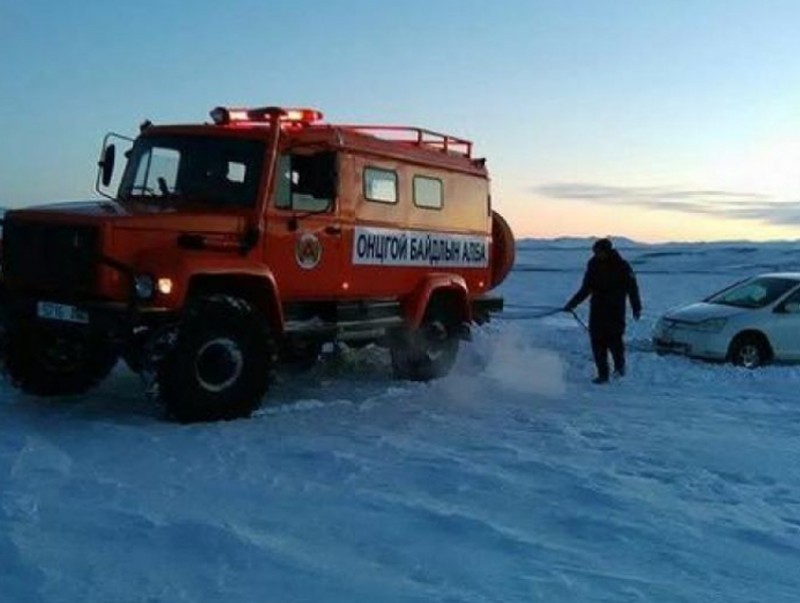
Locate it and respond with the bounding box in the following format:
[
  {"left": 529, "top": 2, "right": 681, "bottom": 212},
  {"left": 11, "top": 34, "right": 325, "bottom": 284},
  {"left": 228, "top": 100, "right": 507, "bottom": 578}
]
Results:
[
  {"left": 283, "top": 108, "right": 323, "bottom": 124},
  {"left": 210, "top": 106, "right": 323, "bottom": 127}
]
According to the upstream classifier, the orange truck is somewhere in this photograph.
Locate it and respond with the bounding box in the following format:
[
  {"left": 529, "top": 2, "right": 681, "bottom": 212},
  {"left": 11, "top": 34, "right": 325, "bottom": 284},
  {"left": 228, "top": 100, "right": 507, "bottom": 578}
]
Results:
[{"left": 0, "top": 106, "right": 515, "bottom": 422}]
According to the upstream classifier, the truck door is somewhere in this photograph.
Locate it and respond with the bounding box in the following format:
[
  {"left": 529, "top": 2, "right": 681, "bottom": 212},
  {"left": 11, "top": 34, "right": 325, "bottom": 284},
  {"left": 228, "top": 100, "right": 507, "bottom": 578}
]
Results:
[{"left": 264, "top": 151, "right": 344, "bottom": 299}]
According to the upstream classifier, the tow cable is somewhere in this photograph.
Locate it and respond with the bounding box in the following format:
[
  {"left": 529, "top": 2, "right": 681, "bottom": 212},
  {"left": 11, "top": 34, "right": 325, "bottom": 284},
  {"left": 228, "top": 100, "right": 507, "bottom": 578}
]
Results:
[
  {"left": 499, "top": 304, "right": 652, "bottom": 352},
  {"left": 501, "top": 304, "right": 587, "bottom": 329}
]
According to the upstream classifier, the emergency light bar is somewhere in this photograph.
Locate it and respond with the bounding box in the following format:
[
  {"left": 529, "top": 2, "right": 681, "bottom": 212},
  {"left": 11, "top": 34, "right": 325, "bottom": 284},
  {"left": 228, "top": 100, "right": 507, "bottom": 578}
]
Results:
[{"left": 210, "top": 106, "right": 323, "bottom": 126}]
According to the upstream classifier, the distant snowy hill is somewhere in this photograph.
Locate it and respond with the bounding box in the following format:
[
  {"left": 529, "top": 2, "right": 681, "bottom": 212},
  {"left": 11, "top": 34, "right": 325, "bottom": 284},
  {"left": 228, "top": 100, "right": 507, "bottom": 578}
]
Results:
[
  {"left": 519, "top": 235, "right": 642, "bottom": 249},
  {"left": 516, "top": 238, "right": 800, "bottom": 276},
  {"left": 1, "top": 239, "right": 799, "bottom": 603},
  {"left": 520, "top": 235, "right": 800, "bottom": 250}
]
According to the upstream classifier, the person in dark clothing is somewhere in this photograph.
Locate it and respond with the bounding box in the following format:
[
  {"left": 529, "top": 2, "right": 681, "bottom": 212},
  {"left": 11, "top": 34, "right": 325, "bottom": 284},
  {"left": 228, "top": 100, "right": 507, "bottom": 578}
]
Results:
[{"left": 563, "top": 238, "right": 642, "bottom": 384}]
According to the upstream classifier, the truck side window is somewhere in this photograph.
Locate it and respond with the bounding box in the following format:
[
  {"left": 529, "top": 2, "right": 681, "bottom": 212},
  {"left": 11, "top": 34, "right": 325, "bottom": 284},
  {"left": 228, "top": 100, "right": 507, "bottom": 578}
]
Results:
[
  {"left": 275, "top": 152, "right": 336, "bottom": 212},
  {"left": 413, "top": 176, "right": 443, "bottom": 209},
  {"left": 364, "top": 167, "right": 398, "bottom": 204}
]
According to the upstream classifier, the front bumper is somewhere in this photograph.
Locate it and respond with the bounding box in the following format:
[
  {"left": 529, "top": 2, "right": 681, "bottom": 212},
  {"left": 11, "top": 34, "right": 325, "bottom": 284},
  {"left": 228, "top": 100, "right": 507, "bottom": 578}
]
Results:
[
  {"left": 0, "top": 289, "right": 176, "bottom": 336},
  {"left": 651, "top": 324, "right": 730, "bottom": 361}
]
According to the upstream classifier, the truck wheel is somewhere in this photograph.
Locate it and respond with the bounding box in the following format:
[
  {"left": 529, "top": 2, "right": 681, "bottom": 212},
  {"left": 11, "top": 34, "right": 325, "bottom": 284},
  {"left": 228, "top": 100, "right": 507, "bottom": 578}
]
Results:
[
  {"left": 390, "top": 320, "right": 461, "bottom": 381},
  {"left": 729, "top": 334, "right": 770, "bottom": 369},
  {"left": 158, "top": 295, "right": 273, "bottom": 423},
  {"left": 4, "top": 324, "right": 118, "bottom": 396}
]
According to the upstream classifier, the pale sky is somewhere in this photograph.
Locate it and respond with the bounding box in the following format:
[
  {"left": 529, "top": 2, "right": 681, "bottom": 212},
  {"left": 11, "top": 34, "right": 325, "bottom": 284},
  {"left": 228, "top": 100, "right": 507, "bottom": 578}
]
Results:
[{"left": 2, "top": 0, "right": 799, "bottom": 242}]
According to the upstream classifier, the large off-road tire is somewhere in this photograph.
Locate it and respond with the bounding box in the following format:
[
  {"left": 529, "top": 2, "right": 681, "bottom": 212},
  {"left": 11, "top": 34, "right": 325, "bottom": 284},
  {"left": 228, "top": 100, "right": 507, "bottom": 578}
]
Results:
[
  {"left": 729, "top": 333, "right": 771, "bottom": 369},
  {"left": 4, "top": 323, "right": 118, "bottom": 397},
  {"left": 158, "top": 295, "right": 273, "bottom": 423},
  {"left": 390, "top": 294, "right": 464, "bottom": 382},
  {"left": 390, "top": 321, "right": 460, "bottom": 381}
]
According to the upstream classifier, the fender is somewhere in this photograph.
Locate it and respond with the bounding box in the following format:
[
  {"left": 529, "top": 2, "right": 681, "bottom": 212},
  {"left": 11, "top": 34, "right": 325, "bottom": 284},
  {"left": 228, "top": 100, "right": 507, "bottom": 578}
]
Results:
[
  {"left": 403, "top": 273, "right": 470, "bottom": 329},
  {"left": 133, "top": 247, "right": 285, "bottom": 333}
]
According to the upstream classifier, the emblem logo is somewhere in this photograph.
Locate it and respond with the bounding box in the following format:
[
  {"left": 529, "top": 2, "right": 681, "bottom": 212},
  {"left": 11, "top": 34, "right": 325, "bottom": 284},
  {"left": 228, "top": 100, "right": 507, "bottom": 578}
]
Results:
[{"left": 295, "top": 232, "right": 322, "bottom": 270}]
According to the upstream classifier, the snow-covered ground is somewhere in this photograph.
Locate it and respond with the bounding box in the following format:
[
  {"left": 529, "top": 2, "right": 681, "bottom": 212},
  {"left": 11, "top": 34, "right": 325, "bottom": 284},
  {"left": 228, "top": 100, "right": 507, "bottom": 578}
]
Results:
[{"left": 2, "top": 239, "right": 799, "bottom": 602}]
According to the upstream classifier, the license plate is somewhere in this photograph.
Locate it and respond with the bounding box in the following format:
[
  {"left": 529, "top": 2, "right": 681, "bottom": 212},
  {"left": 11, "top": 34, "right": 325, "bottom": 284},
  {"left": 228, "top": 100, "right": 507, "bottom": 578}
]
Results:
[{"left": 36, "top": 301, "right": 89, "bottom": 324}]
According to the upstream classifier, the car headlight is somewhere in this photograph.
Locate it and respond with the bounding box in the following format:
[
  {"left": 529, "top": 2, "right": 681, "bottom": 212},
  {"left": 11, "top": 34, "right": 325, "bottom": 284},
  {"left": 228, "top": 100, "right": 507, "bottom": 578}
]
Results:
[
  {"left": 134, "top": 274, "right": 155, "bottom": 299},
  {"left": 690, "top": 317, "right": 728, "bottom": 333}
]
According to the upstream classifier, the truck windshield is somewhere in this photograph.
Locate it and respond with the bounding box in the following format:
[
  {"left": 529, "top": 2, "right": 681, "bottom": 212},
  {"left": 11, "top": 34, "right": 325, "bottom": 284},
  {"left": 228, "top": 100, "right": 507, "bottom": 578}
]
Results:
[{"left": 118, "top": 135, "right": 265, "bottom": 208}]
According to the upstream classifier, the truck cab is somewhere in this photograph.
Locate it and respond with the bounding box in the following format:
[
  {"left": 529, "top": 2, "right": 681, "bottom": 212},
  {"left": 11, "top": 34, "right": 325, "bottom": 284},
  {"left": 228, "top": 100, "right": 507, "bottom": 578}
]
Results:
[{"left": 1, "top": 105, "right": 515, "bottom": 422}]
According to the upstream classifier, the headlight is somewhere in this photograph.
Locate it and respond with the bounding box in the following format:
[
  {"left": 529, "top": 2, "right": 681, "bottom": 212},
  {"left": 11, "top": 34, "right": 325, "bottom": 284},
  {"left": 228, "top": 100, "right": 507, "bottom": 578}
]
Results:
[
  {"left": 690, "top": 317, "right": 728, "bottom": 333},
  {"left": 157, "top": 277, "right": 173, "bottom": 295},
  {"left": 134, "top": 274, "right": 155, "bottom": 299}
]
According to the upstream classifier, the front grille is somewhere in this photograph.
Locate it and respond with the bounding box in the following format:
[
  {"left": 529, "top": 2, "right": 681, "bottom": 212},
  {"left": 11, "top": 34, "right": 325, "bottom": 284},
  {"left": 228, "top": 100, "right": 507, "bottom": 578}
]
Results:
[{"left": 2, "top": 220, "right": 99, "bottom": 293}]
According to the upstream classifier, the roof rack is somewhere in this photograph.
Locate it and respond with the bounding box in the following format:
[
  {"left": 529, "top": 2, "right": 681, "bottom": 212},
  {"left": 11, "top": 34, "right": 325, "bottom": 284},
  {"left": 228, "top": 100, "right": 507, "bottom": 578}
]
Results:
[{"left": 336, "top": 125, "right": 473, "bottom": 158}]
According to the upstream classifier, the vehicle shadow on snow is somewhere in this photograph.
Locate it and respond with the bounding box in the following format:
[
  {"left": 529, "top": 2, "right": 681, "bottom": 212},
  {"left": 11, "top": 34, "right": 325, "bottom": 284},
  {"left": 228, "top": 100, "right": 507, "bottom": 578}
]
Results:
[
  {"left": 0, "top": 347, "right": 407, "bottom": 425},
  {"left": 0, "top": 363, "right": 162, "bottom": 426},
  {"left": 259, "top": 345, "right": 405, "bottom": 413},
  {"left": 0, "top": 330, "right": 563, "bottom": 425}
]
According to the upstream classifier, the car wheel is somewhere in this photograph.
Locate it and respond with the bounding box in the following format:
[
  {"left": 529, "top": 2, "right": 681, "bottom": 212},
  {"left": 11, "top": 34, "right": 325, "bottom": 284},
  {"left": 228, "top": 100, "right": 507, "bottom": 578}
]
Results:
[{"left": 729, "top": 334, "right": 770, "bottom": 369}]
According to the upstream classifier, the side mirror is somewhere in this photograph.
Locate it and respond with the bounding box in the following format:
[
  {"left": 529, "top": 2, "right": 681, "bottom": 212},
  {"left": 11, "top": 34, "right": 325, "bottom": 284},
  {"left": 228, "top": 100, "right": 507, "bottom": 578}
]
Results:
[
  {"left": 99, "top": 144, "right": 116, "bottom": 186},
  {"left": 95, "top": 132, "right": 134, "bottom": 200}
]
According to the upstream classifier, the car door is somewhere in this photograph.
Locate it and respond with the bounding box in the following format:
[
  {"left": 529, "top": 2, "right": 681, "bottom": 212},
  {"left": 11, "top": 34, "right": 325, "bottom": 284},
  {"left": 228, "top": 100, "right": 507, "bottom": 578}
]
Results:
[{"left": 766, "top": 287, "right": 800, "bottom": 361}]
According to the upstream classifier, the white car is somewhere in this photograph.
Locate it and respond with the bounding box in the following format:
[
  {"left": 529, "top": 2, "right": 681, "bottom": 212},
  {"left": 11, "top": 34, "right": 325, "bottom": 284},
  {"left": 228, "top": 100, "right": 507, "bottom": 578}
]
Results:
[{"left": 652, "top": 273, "right": 800, "bottom": 368}]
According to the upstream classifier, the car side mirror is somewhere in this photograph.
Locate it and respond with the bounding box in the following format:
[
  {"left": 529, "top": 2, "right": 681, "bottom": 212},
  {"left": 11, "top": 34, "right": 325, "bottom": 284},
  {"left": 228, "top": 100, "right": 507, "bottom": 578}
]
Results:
[{"left": 99, "top": 144, "right": 116, "bottom": 187}]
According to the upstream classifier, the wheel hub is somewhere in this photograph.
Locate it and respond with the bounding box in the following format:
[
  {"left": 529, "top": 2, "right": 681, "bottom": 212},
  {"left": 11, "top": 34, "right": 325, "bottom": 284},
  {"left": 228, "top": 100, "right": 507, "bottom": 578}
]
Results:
[
  {"left": 738, "top": 344, "right": 762, "bottom": 369},
  {"left": 194, "top": 337, "right": 244, "bottom": 392},
  {"left": 42, "top": 335, "right": 85, "bottom": 373}
]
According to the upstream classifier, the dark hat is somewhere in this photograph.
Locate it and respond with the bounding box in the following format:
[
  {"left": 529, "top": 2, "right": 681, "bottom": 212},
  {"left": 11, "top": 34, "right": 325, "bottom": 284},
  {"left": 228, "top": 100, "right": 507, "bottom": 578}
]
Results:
[{"left": 592, "top": 237, "right": 613, "bottom": 253}]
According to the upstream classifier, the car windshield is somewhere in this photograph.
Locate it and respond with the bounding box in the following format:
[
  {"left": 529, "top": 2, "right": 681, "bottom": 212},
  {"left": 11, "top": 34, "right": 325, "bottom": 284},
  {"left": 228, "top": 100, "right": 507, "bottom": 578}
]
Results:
[
  {"left": 706, "top": 276, "right": 799, "bottom": 309},
  {"left": 118, "top": 135, "right": 265, "bottom": 208}
]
